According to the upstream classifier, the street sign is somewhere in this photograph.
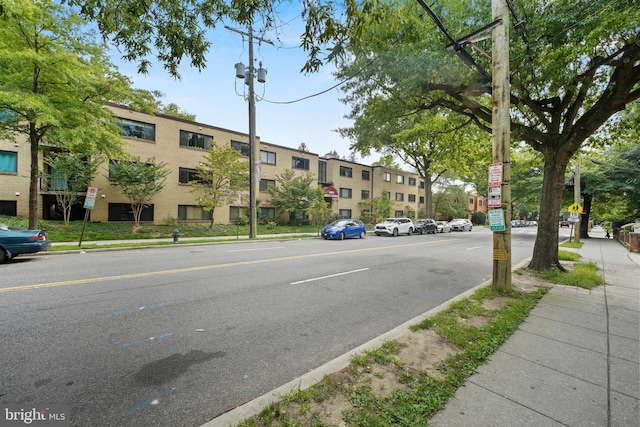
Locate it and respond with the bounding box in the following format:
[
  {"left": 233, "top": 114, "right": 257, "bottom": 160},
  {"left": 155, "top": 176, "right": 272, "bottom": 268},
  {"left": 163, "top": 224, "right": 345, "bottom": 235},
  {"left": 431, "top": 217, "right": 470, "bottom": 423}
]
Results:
[
  {"left": 568, "top": 203, "right": 583, "bottom": 213},
  {"left": 569, "top": 212, "right": 580, "bottom": 223},
  {"left": 83, "top": 186, "right": 98, "bottom": 209},
  {"left": 488, "top": 163, "right": 503, "bottom": 184},
  {"left": 489, "top": 209, "right": 506, "bottom": 232},
  {"left": 488, "top": 185, "right": 502, "bottom": 208}
]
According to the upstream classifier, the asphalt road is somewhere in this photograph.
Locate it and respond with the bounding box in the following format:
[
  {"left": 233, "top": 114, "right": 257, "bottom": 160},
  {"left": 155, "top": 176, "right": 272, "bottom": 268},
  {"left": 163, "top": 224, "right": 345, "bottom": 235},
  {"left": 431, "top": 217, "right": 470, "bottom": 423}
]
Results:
[{"left": 0, "top": 226, "right": 552, "bottom": 426}]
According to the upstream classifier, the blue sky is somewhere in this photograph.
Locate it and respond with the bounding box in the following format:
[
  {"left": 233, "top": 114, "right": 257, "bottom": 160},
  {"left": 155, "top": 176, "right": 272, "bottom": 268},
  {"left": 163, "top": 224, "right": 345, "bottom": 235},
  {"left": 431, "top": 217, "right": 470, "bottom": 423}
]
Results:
[{"left": 107, "top": 8, "right": 379, "bottom": 164}]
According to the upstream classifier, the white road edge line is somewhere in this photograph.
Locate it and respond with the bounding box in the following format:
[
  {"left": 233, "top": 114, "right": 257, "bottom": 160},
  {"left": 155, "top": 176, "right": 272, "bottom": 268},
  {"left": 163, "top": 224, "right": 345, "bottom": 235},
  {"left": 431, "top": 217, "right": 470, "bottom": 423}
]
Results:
[
  {"left": 291, "top": 268, "right": 370, "bottom": 285},
  {"left": 467, "top": 246, "right": 484, "bottom": 251}
]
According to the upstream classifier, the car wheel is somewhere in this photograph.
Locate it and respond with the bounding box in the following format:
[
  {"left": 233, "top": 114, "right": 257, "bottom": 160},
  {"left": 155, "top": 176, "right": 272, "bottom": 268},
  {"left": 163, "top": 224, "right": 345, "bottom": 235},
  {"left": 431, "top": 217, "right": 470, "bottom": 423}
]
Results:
[
  {"left": 359, "top": 231, "right": 365, "bottom": 239},
  {"left": 407, "top": 228, "right": 413, "bottom": 236},
  {"left": 323, "top": 235, "right": 328, "bottom": 239},
  {"left": 0, "top": 248, "right": 6, "bottom": 263},
  {"left": 469, "top": 226, "right": 473, "bottom": 231},
  {"left": 393, "top": 228, "right": 399, "bottom": 237},
  {"left": 375, "top": 232, "right": 380, "bottom": 236},
  {"left": 339, "top": 232, "right": 345, "bottom": 240},
  {"left": 420, "top": 228, "right": 425, "bottom": 235}
]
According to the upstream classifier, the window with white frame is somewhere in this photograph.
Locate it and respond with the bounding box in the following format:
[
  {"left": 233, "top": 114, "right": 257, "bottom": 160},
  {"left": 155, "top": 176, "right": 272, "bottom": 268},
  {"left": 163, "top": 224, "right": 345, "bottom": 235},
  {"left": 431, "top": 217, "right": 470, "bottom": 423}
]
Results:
[
  {"left": 396, "top": 174, "right": 404, "bottom": 184},
  {"left": 383, "top": 172, "right": 391, "bottom": 182}
]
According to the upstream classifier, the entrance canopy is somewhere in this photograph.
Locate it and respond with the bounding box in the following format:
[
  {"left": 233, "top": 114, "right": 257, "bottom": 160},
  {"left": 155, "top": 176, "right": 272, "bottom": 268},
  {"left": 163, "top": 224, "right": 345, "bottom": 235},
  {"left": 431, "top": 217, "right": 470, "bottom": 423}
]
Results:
[{"left": 322, "top": 186, "right": 339, "bottom": 198}]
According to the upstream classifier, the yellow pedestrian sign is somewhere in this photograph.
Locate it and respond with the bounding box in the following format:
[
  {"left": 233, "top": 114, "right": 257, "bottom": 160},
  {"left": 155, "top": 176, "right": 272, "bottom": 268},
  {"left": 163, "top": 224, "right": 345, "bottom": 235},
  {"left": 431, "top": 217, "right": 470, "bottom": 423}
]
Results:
[{"left": 568, "top": 203, "right": 583, "bottom": 213}]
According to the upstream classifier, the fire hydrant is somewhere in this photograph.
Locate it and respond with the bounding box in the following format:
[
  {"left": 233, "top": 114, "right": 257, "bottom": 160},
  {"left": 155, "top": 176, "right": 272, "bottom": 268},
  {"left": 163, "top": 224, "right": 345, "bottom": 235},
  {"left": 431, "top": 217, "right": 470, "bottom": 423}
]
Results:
[{"left": 172, "top": 228, "right": 179, "bottom": 243}]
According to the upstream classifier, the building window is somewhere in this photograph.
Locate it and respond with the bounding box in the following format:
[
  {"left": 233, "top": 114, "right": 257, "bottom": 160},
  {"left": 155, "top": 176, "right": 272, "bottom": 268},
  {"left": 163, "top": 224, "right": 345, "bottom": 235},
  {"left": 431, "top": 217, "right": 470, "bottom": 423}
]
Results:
[
  {"left": 419, "top": 181, "right": 425, "bottom": 189},
  {"left": 479, "top": 200, "right": 483, "bottom": 207},
  {"left": 318, "top": 160, "right": 327, "bottom": 182},
  {"left": 259, "top": 179, "right": 275, "bottom": 192},
  {"left": 408, "top": 194, "right": 416, "bottom": 202},
  {"left": 0, "top": 200, "right": 17, "bottom": 216},
  {"left": 396, "top": 175, "right": 404, "bottom": 184},
  {"left": 395, "top": 192, "right": 404, "bottom": 202},
  {"left": 231, "top": 140, "right": 250, "bottom": 157},
  {"left": 229, "top": 206, "right": 247, "bottom": 222},
  {"left": 339, "top": 188, "right": 352, "bottom": 198},
  {"left": 339, "top": 209, "right": 352, "bottom": 219},
  {"left": 340, "top": 166, "right": 353, "bottom": 177},
  {"left": 108, "top": 203, "right": 154, "bottom": 222},
  {"left": 409, "top": 177, "right": 416, "bottom": 186},
  {"left": 0, "top": 151, "right": 17, "bottom": 173},
  {"left": 180, "top": 130, "right": 213, "bottom": 150},
  {"left": 420, "top": 196, "right": 425, "bottom": 204},
  {"left": 117, "top": 118, "right": 156, "bottom": 141},
  {"left": 178, "top": 205, "right": 210, "bottom": 221},
  {"left": 361, "top": 190, "right": 370, "bottom": 199},
  {"left": 259, "top": 207, "right": 275, "bottom": 220},
  {"left": 394, "top": 210, "right": 404, "bottom": 217},
  {"left": 178, "top": 167, "right": 199, "bottom": 184},
  {"left": 260, "top": 150, "right": 276, "bottom": 165},
  {"left": 383, "top": 172, "right": 391, "bottom": 182},
  {"left": 362, "top": 170, "right": 370, "bottom": 180},
  {"left": 292, "top": 156, "right": 309, "bottom": 170}
]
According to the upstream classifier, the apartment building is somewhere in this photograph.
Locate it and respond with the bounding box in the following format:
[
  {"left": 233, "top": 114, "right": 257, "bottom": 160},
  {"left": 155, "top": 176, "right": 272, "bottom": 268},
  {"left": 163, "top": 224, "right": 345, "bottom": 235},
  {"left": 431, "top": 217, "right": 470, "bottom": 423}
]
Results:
[{"left": 1, "top": 104, "right": 427, "bottom": 224}]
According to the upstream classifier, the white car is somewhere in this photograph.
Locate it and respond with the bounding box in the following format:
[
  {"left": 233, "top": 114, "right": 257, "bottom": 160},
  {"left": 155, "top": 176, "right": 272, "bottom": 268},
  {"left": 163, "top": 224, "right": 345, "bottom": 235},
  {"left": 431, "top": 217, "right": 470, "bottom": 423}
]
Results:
[
  {"left": 436, "top": 221, "right": 452, "bottom": 233},
  {"left": 374, "top": 218, "right": 414, "bottom": 236},
  {"left": 449, "top": 218, "right": 473, "bottom": 231}
]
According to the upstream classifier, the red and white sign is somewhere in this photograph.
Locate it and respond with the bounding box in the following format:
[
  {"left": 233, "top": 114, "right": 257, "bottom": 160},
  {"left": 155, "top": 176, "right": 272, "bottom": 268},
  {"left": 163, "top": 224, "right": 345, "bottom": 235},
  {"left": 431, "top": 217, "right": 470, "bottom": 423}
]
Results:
[
  {"left": 488, "top": 185, "right": 502, "bottom": 208},
  {"left": 489, "top": 163, "right": 503, "bottom": 185}
]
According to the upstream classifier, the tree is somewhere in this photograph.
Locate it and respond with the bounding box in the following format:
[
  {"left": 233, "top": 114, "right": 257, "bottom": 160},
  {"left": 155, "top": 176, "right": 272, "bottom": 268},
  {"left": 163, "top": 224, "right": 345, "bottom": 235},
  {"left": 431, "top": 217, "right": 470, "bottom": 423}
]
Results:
[
  {"left": 331, "top": 0, "right": 640, "bottom": 271},
  {"left": 0, "top": 0, "right": 138, "bottom": 229},
  {"left": 190, "top": 143, "right": 249, "bottom": 228},
  {"left": 359, "top": 189, "right": 393, "bottom": 221},
  {"left": 306, "top": 186, "right": 333, "bottom": 235},
  {"left": 433, "top": 185, "right": 469, "bottom": 220},
  {"left": 107, "top": 158, "right": 169, "bottom": 226},
  {"left": 159, "top": 102, "right": 196, "bottom": 121},
  {"left": 342, "top": 107, "right": 490, "bottom": 218},
  {"left": 41, "top": 151, "right": 102, "bottom": 225},
  {"left": 267, "top": 169, "right": 316, "bottom": 224}
]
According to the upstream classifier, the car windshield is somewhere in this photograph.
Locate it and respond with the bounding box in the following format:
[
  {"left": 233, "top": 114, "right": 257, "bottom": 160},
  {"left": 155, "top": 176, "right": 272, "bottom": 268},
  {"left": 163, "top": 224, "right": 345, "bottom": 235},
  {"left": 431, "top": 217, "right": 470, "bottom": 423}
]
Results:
[
  {"left": 385, "top": 218, "right": 399, "bottom": 223},
  {"left": 330, "top": 220, "right": 350, "bottom": 227}
]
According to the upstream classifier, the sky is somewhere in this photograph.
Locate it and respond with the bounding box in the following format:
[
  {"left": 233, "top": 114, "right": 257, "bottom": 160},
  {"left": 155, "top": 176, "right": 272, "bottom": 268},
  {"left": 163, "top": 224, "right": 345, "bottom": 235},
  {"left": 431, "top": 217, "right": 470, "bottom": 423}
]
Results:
[{"left": 107, "top": 7, "right": 379, "bottom": 164}]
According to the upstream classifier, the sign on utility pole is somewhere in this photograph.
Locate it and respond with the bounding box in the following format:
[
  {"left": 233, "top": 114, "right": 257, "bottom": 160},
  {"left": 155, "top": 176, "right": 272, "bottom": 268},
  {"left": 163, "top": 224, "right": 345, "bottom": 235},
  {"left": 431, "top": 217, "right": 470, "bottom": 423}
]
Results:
[
  {"left": 491, "top": 0, "right": 512, "bottom": 291},
  {"left": 79, "top": 187, "right": 98, "bottom": 248}
]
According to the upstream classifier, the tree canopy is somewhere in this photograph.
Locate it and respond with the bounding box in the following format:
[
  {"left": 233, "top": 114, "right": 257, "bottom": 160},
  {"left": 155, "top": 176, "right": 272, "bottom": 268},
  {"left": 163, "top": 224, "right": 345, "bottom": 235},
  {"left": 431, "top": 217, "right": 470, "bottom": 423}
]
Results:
[
  {"left": 0, "top": 0, "right": 144, "bottom": 228},
  {"left": 332, "top": 0, "right": 639, "bottom": 270}
]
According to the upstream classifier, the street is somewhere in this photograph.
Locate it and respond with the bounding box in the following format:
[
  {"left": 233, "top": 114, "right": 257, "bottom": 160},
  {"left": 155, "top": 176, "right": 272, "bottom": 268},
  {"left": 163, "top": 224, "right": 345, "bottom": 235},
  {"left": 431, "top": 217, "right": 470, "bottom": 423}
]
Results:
[{"left": 0, "top": 227, "right": 549, "bottom": 426}]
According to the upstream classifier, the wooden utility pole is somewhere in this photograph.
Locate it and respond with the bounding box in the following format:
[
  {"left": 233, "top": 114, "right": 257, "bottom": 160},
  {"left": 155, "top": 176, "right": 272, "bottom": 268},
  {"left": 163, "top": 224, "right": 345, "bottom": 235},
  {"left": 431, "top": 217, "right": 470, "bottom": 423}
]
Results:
[
  {"left": 491, "top": 0, "right": 512, "bottom": 291},
  {"left": 573, "top": 156, "right": 581, "bottom": 243}
]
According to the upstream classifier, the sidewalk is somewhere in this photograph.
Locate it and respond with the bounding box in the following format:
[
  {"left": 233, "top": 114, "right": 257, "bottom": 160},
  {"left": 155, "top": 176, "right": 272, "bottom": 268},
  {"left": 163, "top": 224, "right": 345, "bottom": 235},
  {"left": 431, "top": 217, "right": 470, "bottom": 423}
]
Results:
[{"left": 430, "top": 229, "right": 640, "bottom": 426}]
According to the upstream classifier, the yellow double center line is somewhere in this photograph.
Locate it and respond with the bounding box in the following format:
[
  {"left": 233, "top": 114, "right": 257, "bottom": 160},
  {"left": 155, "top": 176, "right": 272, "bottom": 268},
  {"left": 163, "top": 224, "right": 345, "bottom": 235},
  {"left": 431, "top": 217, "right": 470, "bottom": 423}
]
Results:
[{"left": 1, "top": 239, "right": 452, "bottom": 293}]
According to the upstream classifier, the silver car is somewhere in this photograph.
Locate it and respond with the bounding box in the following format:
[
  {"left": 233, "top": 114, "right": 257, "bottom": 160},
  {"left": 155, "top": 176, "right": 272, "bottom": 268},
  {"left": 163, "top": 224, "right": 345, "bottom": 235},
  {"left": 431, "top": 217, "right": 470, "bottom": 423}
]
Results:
[
  {"left": 436, "top": 221, "right": 452, "bottom": 233},
  {"left": 449, "top": 218, "right": 472, "bottom": 231},
  {"left": 374, "top": 218, "right": 414, "bottom": 236}
]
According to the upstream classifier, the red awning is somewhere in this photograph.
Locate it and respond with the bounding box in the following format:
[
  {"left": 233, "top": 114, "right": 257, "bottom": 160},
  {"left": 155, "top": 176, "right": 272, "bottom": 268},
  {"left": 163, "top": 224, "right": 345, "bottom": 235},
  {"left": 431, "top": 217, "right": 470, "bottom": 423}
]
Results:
[{"left": 322, "top": 186, "right": 339, "bottom": 198}]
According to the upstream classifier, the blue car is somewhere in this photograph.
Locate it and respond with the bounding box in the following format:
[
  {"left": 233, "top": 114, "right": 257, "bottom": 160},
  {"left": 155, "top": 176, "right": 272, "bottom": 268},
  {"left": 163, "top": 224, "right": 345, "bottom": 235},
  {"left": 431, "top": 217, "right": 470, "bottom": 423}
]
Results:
[
  {"left": 321, "top": 219, "right": 366, "bottom": 240},
  {"left": 0, "top": 224, "right": 52, "bottom": 263}
]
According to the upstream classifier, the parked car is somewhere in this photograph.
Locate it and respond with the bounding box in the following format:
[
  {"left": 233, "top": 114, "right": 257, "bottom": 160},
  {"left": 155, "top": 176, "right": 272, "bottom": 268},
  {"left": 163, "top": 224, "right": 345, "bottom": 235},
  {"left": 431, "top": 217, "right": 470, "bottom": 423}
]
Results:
[
  {"left": 560, "top": 220, "right": 570, "bottom": 227},
  {"left": 374, "top": 218, "right": 414, "bottom": 236},
  {"left": 414, "top": 219, "right": 437, "bottom": 234},
  {"left": 449, "top": 218, "right": 473, "bottom": 232},
  {"left": 0, "top": 224, "right": 52, "bottom": 262},
  {"left": 321, "top": 219, "right": 366, "bottom": 240},
  {"left": 436, "top": 221, "right": 452, "bottom": 233}
]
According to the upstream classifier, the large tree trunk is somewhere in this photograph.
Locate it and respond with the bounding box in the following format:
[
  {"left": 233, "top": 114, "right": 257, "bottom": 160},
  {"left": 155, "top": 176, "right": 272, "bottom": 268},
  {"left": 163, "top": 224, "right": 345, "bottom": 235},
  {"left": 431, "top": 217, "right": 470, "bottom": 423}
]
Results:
[
  {"left": 580, "top": 193, "right": 592, "bottom": 239},
  {"left": 528, "top": 150, "right": 570, "bottom": 271},
  {"left": 424, "top": 176, "right": 433, "bottom": 218}
]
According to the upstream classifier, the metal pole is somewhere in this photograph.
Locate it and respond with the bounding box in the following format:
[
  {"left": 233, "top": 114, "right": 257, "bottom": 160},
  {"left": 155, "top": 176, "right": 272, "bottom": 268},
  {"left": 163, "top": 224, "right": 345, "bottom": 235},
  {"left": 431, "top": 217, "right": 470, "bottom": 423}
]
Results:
[
  {"left": 492, "top": 0, "right": 512, "bottom": 291},
  {"left": 573, "top": 156, "right": 580, "bottom": 243}
]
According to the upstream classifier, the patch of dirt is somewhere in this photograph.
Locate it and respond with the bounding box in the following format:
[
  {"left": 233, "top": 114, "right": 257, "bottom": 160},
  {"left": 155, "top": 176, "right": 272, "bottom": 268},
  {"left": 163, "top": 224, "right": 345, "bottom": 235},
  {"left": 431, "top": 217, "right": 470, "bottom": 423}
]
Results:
[{"left": 396, "top": 329, "right": 461, "bottom": 379}]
